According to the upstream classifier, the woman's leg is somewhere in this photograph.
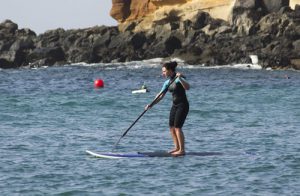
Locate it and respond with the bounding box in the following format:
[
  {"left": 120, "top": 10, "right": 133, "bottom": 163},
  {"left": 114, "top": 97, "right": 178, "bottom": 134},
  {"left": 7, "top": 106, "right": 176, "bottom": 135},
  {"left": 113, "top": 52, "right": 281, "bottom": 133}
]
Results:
[
  {"left": 172, "top": 128, "right": 185, "bottom": 155},
  {"left": 171, "top": 103, "right": 188, "bottom": 156},
  {"left": 169, "top": 126, "right": 179, "bottom": 153},
  {"left": 169, "top": 105, "right": 178, "bottom": 153}
]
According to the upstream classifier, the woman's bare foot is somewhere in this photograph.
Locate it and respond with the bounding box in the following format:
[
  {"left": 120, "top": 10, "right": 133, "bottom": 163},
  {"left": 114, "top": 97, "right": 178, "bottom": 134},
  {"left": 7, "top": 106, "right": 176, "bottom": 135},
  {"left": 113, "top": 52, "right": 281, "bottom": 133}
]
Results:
[
  {"left": 168, "top": 149, "right": 179, "bottom": 154},
  {"left": 171, "top": 150, "right": 185, "bottom": 156}
]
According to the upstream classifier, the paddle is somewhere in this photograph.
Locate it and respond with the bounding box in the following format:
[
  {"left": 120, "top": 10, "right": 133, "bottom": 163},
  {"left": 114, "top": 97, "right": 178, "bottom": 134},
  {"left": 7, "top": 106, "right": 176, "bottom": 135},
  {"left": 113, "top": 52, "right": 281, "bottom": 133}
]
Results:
[{"left": 113, "top": 76, "right": 178, "bottom": 149}]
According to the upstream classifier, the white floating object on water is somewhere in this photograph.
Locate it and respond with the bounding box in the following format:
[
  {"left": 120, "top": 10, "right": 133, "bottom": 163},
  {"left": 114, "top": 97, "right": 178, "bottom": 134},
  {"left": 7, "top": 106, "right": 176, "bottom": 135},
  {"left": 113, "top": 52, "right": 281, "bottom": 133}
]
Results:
[
  {"left": 132, "top": 83, "right": 149, "bottom": 94},
  {"left": 132, "top": 89, "right": 149, "bottom": 94}
]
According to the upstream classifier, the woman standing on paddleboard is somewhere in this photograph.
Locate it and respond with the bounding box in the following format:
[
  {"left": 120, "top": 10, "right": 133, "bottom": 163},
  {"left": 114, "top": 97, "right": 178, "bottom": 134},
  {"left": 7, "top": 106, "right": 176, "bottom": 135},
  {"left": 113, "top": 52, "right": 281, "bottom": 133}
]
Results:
[{"left": 146, "top": 61, "right": 190, "bottom": 156}]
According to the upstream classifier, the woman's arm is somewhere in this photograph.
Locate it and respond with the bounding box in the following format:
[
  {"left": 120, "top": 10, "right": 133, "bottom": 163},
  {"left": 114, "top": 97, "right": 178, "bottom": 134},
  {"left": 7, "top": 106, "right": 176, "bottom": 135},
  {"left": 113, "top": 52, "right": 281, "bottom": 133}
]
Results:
[
  {"left": 145, "top": 91, "right": 166, "bottom": 110},
  {"left": 176, "top": 73, "right": 190, "bottom": 90}
]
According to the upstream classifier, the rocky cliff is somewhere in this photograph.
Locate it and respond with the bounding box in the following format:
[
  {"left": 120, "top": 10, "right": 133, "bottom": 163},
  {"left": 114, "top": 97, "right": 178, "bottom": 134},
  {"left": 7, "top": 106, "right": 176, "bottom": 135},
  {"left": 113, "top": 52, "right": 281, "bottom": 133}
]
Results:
[
  {"left": 291, "top": 0, "right": 300, "bottom": 8},
  {"left": 111, "top": 0, "right": 234, "bottom": 32},
  {"left": 0, "top": 0, "right": 300, "bottom": 69},
  {"left": 111, "top": 0, "right": 300, "bottom": 32}
]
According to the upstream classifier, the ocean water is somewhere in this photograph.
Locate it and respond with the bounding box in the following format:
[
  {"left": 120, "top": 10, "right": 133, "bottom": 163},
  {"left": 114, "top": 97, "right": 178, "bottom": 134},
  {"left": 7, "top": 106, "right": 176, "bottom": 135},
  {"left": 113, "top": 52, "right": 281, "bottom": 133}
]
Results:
[{"left": 0, "top": 61, "right": 299, "bottom": 195}]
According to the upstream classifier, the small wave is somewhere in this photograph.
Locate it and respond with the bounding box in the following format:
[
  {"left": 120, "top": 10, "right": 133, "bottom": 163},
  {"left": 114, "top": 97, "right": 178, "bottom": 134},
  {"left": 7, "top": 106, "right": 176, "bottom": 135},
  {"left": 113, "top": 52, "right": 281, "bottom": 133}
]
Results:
[
  {"left": 24, "top": 58, "right": 265, "bottom": 70},
  {"left": 231, "top": 63, "right": 262, "bottom": 70},
  {"left": 178, "top": 63, "right": 262, "bottom": 70},
  {"left": 67, "top": 58, "right": 186, "bottom": 70},
  {"left": 59, "top": 101, "right": 78, "bottom": 106},
  {"left": 69, "top": 62, "right": 88, "bottom": 66},
  {"left": 142, "top": 58, "right": 163, "bottom": 63},
  {"left": 30, "top": 66, "right": 49, "bottom": 70},
  {"left": 73, "top": 61, "right": 263, "bottom": 70}
]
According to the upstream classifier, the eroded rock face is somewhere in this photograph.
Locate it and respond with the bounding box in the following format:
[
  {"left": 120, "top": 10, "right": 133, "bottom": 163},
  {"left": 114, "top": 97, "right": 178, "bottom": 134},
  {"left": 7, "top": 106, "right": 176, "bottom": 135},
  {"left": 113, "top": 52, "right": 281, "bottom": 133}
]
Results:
[
  {"left": 263, "top": 0, "right": 290, "bottom": 12},
  {"left": 291, "top": 0, "right": 300, "bottom": 8},
  {"left": 0, "top": 20, "right": 36, "bottom": 68},
  {"left": 110, "top": 0, "right": 131, "bottom": 22},
  {"left": 151, "top": 0, "right": 190, "bottom": 6},
  {"left": 111, "top": 0, "right": 234, "bottom": 32},
  {"left": 110, "top": 0, "right": 192, "bottom": 24},
  {"left": 111, "top": 0, "right": 295, "bottom": 32},
  {"left": 230, "top": 0, "right": 293, "bottom": 35},
  {"left": 127, "top": 0, "right": 157, "bottom": 21},
  {"left": 110, "top": 0, "right": 157, "bottom": 22}
]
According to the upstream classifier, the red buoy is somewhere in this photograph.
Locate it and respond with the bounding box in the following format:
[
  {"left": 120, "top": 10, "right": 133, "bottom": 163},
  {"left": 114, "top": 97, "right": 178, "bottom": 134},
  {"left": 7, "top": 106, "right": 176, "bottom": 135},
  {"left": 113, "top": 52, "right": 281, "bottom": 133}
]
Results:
[{"left": 94, "top": 79, "right": 104, "bottom": 88}]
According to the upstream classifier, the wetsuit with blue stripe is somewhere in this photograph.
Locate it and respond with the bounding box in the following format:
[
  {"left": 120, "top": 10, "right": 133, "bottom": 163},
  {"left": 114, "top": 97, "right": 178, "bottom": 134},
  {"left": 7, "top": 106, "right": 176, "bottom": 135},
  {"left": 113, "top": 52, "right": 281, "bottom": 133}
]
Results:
[{"left": 161, "top": 74, "right": 189, "bottom": 128}]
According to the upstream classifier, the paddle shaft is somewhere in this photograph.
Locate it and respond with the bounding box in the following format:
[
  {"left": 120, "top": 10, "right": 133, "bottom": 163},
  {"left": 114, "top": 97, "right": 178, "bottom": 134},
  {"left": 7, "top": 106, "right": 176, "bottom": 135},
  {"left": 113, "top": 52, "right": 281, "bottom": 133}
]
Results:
[{"left": 113, "top": 76, "right": 178, "bottom": 148}]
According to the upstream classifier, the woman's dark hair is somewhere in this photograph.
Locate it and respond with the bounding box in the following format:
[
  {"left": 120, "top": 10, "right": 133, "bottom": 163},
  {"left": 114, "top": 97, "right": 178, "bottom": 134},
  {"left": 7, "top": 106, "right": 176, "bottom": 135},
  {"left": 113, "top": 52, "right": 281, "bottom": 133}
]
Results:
[{"left": 163, "top": 61, "right": 177, "bottom": 72}]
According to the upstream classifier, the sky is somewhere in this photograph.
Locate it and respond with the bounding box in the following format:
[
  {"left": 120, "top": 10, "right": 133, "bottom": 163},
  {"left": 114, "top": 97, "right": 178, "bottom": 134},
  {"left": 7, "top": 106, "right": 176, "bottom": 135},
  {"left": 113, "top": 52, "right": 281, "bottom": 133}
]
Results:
[{"left": 0, "top": 0, "right": 117, "bottom": 34}]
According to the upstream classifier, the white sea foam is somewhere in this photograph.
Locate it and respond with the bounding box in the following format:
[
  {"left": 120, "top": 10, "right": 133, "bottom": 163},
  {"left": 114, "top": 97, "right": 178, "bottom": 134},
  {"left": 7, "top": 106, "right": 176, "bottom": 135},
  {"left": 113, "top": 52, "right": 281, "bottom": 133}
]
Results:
[
  {"left": 179, "top": 63, "right": 262, "bottom": 70},
  {"left": 74, "top": 61, "right": 263, "bottom": 70},
  {"left": 231, "top": 63, "right": 262, "bottom": 70},
  {"left": 31, "top": 65, "right": 49, "bottom": 69},
  {"left": 26, "top": 57, "right": 265, "bottom": 70}
]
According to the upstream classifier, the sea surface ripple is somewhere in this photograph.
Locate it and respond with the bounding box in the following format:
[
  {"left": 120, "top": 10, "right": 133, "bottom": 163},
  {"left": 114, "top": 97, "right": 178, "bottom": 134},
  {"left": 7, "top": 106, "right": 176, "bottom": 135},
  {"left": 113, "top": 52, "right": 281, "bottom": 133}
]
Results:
[{"left": 0, "top": 63, "right": 299, "bottom": 195}]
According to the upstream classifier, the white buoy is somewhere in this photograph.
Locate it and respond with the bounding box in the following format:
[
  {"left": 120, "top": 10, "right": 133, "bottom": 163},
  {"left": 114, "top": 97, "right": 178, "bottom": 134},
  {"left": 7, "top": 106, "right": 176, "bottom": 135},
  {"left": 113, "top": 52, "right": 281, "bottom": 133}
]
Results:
[{"left": 132, "top": 82, "right": 149, "bottom": 94}]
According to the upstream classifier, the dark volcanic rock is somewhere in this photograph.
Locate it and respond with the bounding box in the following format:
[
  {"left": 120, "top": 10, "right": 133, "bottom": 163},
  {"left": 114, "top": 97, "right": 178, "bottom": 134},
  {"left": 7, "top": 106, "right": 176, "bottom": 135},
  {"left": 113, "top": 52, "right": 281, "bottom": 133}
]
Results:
[
  {"left": 28, "top": 47, "right": 65, "bottom": 67},
  {"left": 0, "top": 20, "right": 37, "bottom": 68}
]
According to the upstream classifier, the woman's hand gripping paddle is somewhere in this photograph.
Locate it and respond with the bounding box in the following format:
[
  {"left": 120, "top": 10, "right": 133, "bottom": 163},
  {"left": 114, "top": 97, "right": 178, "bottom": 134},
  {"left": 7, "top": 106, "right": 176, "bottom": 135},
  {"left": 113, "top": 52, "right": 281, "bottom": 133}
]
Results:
[{"left": 113, "top": 76, "right": 178, "bottom": 149}]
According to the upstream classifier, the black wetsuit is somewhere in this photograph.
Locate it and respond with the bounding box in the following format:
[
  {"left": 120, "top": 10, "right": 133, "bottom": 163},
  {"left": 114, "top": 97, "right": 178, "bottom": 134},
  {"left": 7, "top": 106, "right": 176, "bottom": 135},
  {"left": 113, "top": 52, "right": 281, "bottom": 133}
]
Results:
[{"left": 161, "top": 74, "right": 189, "bottom": 128}]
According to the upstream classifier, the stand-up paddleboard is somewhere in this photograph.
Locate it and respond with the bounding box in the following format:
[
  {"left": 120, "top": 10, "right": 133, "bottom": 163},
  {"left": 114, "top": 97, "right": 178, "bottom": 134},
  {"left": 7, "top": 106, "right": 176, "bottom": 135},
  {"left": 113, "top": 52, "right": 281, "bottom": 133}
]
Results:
[
  {"left": 86, "top": 150, "right": 222, "bottom": 159},
  {"left": 86, "top": 150, "right": 146, "bottom": 159}
]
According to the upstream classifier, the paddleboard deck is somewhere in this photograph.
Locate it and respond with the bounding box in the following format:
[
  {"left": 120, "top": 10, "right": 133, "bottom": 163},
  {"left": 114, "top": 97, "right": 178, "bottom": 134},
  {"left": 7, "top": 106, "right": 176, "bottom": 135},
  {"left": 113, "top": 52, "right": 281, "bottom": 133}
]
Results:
[{"left": 86, "top": 150, "right": 222, "bottom": 159}]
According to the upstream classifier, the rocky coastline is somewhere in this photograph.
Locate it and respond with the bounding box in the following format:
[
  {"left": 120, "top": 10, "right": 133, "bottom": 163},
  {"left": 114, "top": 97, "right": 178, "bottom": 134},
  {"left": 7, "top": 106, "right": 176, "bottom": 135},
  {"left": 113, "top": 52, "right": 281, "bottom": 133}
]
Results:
[{"left": 0, "top": 1, "right": 299, "bottom": 69}]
